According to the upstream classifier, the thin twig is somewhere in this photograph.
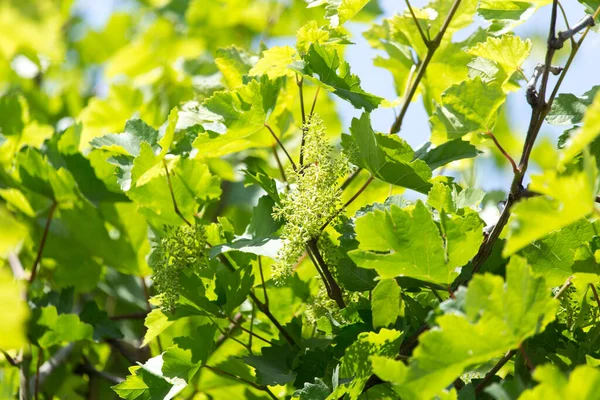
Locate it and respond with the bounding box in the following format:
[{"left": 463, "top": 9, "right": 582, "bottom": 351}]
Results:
[
  {"left": 264, "top": 124, "right": 297, "bottom": 171},
  {"left": 519, "top": 343, "right": 535, "bottom": 370},
  {"left": 554, "top": 276, "right": 574, "bottom": 299},
  {"left": 1, "top": 349, "right": 19, "bottom": 367},
  {"left": 217, "top": 254, "right": 298, "bottom": 348},
  {"left": 307, "top": 240, "right": 346, "bottom": 309},
  {"left": 557, "top": 0, "right": 576, "bottom": 48},
  {"left": 203, "top": 365, "right": 278, "bottom": 400},
  {"left": 29, "top": 201, "right": 58, "bottom": 284},
  {"left": 339, "top": 168, "right": 362, "bottom": 191},
  {"left": 298, "top": 75, "right": 307, "bottom": 167},
  {"left": 163, "top": 159, "right": 192, "bottom": 227},
  {"left": 484, "top": 131, "right": 519, "bottom": 174},
  {"left": 404, "top": 0, "right": 430, "bottom": 46},
  {"left": 272, "top": 145, "right": 288, "bottom": 182},
  {"left": 309, "top": 86, "right": 320, "bottom": 117},
  {"left": 474, "top": 350, "right": 516, "bottom": 394},
  {"left": 226, "top": 315, "right": 273, "bottom": 345},
  {"left": 321, "top": 175, "right": 375, "bottom": 232},
  {"left": 258, "top": 257, "right": 269, "bottom": 306},
  {"left": 590, "top": 284, "right": 600, "bottom": 312},
  {"left": 390, "top": 0, "right": 463, "bottom": 134},
  {"left": 109, "top": 312, "right": 148, "bottom": 321}
]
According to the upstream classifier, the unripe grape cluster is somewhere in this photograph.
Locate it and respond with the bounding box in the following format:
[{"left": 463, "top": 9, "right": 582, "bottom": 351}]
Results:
[
  {"left": 272, "top": 114, "right": 349, "bottom": 281},
  {"left": 150, "top": 224, "right": 209, "bottom": 313}
]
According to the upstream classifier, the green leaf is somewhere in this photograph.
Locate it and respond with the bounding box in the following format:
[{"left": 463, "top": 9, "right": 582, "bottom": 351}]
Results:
[
  {"left": 191, "top": 76, "right": 283, "bottom": 157},
  {"left": 339, "top": 328, "right": 402, "bottom": 396},
  {"left": 215, "top": 264, "right": 254, "bottom": 315},
  {"left": 518, "top": 219, "right": 595, "bottom": 287},
  {"left": 249, "top": 45, "right": 299, "bottom": 79},
  {"left": 215, "top": 45, "right": 258, "bottom": 88},
  {"left": 294, "top": 44, "right": 382, "bottom": 111},
  {"left": 29, "top": 306, "right": 93, "bottom": 348},
  {"left": 306, "top": 0, "right": 374, "bottom": 27},
  {"left": 519, "top": 364, "right": 600, "bottom": 400},
  {"left": 546, "top": 86, "right": 600, "bottom": 126},
  {"left": 504, "top": 157, "right": 597, "bottom": 256},
  {"left": 560, "top": 92, "right": 600, "bottom": 164},
  {"left": 244, "top": 343, "right": 296, "bottom": 385},
  {"left": 349, "top": 201, "right": 470, "bottom": 284},
  {"left": 466, "top": 35, "right": 531, "bottom": 84},
  {"left": 79, "top": 301, "right": 123, "bottom": 341},
  {"left": 345, "top": 113, "right": 432, "bottom": 193},
  {"left": 0, "top": 269, "right": 28, "bottom": 350},
  {"left": 113, "top": 355, "right": 186, "bottom": 400},
  {"left": 431, "top": 77, "right": 506, "bottom": 144},
  {"left": 293, "top": 378, "right": 331, "bottom": 400},
  {"left": 162, "top": 324, "right": 217, "bottom": 382},
  {"left": 417, "top": 139, "right": 482, "bottom": 170},
  {"left": 478, "top": 0, "right": 552, "bottom": 35},
  {"left": 371, "top": 279, "right": 402, "bottom": 329},
  {"left": 389, "top": 256, "right": 557, "bottom": 400},
  {"left": 142, "top": 308, "right": 174, "bottom": 347}
]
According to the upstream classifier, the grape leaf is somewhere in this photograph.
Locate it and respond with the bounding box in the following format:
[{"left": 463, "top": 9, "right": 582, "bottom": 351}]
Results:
[
  {"left": 519, "top": 364, "right": 600, "bottom": 400},
  {"left": 249, "top": 45, "right": 299, "bottom": 79},
  {"left": 466, "top": 35, "right": 531, "bottom": 84},
  {"left": 478, "top": 0, "right": 552, "bottom": 35},
  {"left": 416, "top": 139, "right": 482, "bottom": 170},
  {"left": 546, "top": 86, "right": 600, "bottom": 126},
  {"left": 386, "top": 257, "right": 557, "bottom": 400},
  {"left": 293, "top": 44, "right": 382, "bottom": 111},
  {"left": 113, "top": 355, "right": 186, "bottom": 400},
  {"left": 371, "top": 279, "right": 402, "bottom": 329},
  {"left": 344, "top": 113, "right": 432, "bottom": 193},
  {"left": 0, "top": 269, "right": 28, "bottom": 350},
  {"left": 349, "top": 201, "right": 463, "bottom": 285},
  {"left": 430, "top": 77, "right": 506, "bottom": 143},
  {"left": 560, "top": 92, "right": 600, "bottom": 164},
  {"left": 504, "top": 156, "right": 597, "bottom": 256},
  {"left": 29, "top": 306, "right": 93, "bottom": 348}
]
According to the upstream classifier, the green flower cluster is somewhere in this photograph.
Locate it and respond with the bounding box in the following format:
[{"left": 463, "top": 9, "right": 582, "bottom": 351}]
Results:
[
  {"left": 272, "top": 114, "right": 349, "bottom": 281},
  {"left": 150, "top": 224, "right": 209, "bottom": 313}
]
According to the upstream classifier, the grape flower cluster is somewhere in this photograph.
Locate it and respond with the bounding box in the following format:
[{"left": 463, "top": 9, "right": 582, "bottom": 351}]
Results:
[
  {"left": 272, "top": 114, "right": 349, "bottom": 281},
  {"left": 150, "top": 224, "right": 209, "bottom": 313}
]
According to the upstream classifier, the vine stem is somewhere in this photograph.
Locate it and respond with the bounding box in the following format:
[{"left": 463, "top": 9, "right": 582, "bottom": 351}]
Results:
[
  {"left": 466, "top": 1, "right": 600, "bottom": 278},
  {"left": 297, "top": 75, "right": 307, "bottom": 167},
  {"left": 162, "top": 165, "right": 298, "bottom": 349},
  {"left": 404, "top": 0, "right": 429, "bottom": 46},
  {"left": 226, "top": 315, "right": 274, "bottom": 345},
  {"left": 390, "top": 0, "right": 463, "bottom": 134},
  {"left": 265, "top": 123, "right": 297, "bottom": 171},
  {"left": 484, "top": 131, "right": 518, "bottom": 174},
  {"left": 203, "top": 365, "right": 278, "bottom": 400},
  {"left": 163, "top": 159, "right": 192, "bottom": 227},
  {"left": 29, "top": 201, "right": 58, "bottom": 284},
  {"left": 272, "top": 145, "right": 288, "bottom": 182},
  {"left": 307, "top": 239, "right": 346, "bottom": 309},
  {"left": 590, "top": 284, "right": 600, "bottom": 311},
  {"left": 217, "top": 254, "right": 299, "bottom": 348},
  {"left": 320, "top": 174, "right": 375, "bottom": 232},
  {"left": 474, "top": 350, "right": 516, "bottom": 394}
]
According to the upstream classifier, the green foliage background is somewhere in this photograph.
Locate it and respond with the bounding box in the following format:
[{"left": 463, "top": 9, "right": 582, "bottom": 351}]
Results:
[{"left": 1, "top": 0, "right": 600, "bottom": 399}]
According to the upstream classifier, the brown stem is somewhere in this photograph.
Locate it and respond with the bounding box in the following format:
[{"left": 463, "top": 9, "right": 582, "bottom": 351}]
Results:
[
  {"left": 404, "top": 0, "right": 430, "bottom": 46},
  {"left": 109, "top": 312, "right": 148, "bottom": 321},
  {"left": 307, "top": 240, "right": 346, "bottom": 309},
  {"left": 29, "top": 201, "right": 58, "bottom": 284},
  {"left": 590, "top": 284, "right": 600, "bottom": 312},
  {"left": 519, "top": 343, "right": 535, "bottom": 370},
  {"left": 475, "top": 350, "right": 516, "bottom": 394},
  {"left": 272, "top": 145, "right": 288, "bottom": 182},
  {"left": 226, "top": 315, "right": 273, "bottom": 345},
  {"left": 217, "top": 254, "right": 298, "bottom": 348},
  {"left": 390, "top": 0, "right": 463, "bottom": 134},
  {"left": 554, "top": 276, "right": 574, "bottom": 299},
  {"left": 1, "top": 349, "right": 19, "bottom": 367},
  {"left": 484, "top": 131, "right": 519, "bottom": 174},
  {"left": 258, "top": 257, "right": 269, "bottom": 307},
  {"left": 309, "top": 86, "right": 321, "bottom": 117},
  {"left": 34, "top": 349, "right": 42, "bottom": 400},
  {"left": 163, "top": 159, "right": 192, "bottom": 227},
  {"left": 204, "top": 365, "right": 278, "bottom": 400},
  {"left": 298, "top": 75, "right": 307, "bottom": 167},
  {"left": 339, "top": 168, "right": 361, "bottom": 191},
  {"left": 321, "top": 175, "right": 374, "bottom": 232},
  {"left": 264, "top": 124, "right": 297, "bottom": 171},
  {"left": 215, "top": 313, "right": 244, "bottom": 349}
]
